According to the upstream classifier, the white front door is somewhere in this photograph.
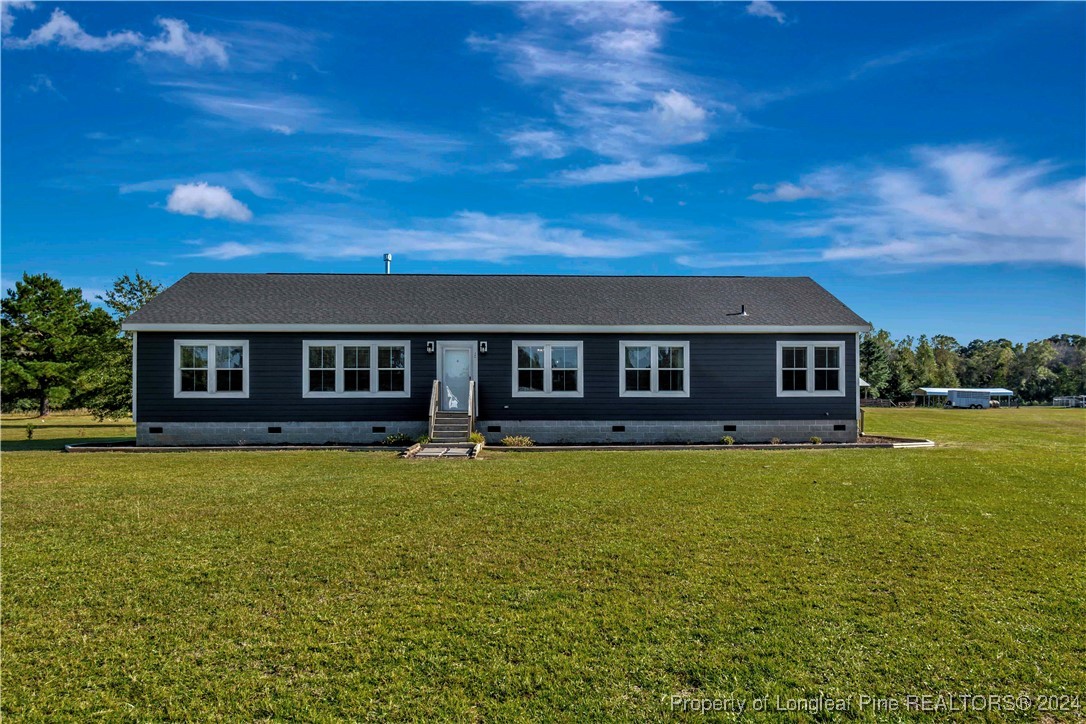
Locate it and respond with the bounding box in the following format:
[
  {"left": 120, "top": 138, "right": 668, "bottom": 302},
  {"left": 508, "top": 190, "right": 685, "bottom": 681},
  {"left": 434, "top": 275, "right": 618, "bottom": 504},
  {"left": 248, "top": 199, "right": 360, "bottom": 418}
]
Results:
[{"left": 437, "top": 341, "right": 476, "bottom": 412}]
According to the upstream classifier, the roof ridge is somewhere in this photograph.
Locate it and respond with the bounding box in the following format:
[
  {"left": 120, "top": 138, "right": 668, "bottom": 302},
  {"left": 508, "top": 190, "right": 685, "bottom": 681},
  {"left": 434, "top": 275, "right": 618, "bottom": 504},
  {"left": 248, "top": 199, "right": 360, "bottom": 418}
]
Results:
[{"left": 182, "top": 272, "right": 810, "bottom": 280}]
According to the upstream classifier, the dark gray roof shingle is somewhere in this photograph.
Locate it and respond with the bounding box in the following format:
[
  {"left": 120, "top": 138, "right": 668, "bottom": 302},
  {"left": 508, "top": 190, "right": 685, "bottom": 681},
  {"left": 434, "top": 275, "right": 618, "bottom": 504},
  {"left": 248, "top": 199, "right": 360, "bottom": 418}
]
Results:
[{"left": 123, "top": 274, "right": 870, "bottom": 328}]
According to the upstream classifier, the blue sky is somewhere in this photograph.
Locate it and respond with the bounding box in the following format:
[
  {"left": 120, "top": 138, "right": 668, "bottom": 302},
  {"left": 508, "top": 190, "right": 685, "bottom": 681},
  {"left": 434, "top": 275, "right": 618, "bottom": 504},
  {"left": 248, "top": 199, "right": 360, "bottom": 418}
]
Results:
[{"left": 2, "top": 1, "right": 1084, "bottom": 342}]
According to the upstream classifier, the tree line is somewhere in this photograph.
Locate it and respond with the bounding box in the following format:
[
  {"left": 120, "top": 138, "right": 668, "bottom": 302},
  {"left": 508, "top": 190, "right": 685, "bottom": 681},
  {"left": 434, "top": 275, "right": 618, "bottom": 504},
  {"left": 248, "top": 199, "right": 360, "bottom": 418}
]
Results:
[
  {"left": 3, "top": 271, "right": 1084, "bottom": 416},
  {"left": 1, "top": 272, "right": 161, "bottom": 418},
  {"left": 860, "top": 330, "right": 1086, "bottom": 402}
]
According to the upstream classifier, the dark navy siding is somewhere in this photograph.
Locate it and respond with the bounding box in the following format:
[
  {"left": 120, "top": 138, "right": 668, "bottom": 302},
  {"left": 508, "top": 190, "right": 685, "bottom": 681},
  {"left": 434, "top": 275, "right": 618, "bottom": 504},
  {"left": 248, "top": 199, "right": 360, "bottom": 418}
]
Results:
[{"left": 136, "top": 332, "right": 857, "bottom": 422}]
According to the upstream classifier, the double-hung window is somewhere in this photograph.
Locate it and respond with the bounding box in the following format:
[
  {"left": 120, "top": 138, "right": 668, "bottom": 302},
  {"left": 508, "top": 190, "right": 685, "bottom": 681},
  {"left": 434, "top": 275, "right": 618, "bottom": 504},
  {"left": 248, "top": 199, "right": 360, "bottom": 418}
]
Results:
[
  {"left": 619, "top": 341, "right": 690, "bottom": 397},
  {"left": 776, "top": 341, "right": 845, "bottom": 396},
  {"left": 302, "top": 341, "right": 409, "bottom": 397},
  {"left": 174, "top": 340, "right": 249, "bottom": 398},
  {"left": 512, "top": 341, "right": 583, "bottom": 397}
]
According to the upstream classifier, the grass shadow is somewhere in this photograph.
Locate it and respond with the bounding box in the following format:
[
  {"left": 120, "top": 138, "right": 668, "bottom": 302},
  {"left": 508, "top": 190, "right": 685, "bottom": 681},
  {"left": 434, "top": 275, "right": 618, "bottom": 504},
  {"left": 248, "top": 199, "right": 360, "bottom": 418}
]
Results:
[{"left": 3, "top": 437, "right": 136, "bottom": 452}]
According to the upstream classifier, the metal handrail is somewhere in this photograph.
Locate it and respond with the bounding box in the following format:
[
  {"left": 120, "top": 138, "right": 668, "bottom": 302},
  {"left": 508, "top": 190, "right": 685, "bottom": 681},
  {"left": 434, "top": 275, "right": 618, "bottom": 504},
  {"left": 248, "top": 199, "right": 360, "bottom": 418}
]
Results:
[
  {"left": 467, "top": 379, "right": 476, "bottom": 436},
  {"left": 428, "top": 379, "right": 440, "bottom": 439}
]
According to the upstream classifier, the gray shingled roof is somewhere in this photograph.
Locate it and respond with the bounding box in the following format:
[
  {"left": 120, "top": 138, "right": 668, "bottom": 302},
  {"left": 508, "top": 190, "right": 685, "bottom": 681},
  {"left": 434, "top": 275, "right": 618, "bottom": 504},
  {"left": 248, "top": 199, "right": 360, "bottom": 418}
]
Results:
[{"left": 123, "top": 274, "right": 870, "bottom": 328}]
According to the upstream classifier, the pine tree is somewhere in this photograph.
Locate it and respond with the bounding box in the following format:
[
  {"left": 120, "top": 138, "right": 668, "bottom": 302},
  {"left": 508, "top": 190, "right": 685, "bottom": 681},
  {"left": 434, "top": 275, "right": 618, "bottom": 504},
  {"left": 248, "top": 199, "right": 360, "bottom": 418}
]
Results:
[
  {"left": 914, "top": 335, "right": 939, "bottom": 388},
  {"left": 860, "top": 332, "right": 891, "bottom": 397},
  {"left": 83, "top": 273, "right": 163, "bottom": 420},
  {"left": 1, "top": 273, "right": 116, "bottom": 416}
]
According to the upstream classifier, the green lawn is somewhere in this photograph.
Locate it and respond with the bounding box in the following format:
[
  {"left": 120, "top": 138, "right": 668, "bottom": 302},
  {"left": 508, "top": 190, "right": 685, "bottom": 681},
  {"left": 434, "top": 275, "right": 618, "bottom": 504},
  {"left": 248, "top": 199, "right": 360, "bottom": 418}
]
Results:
[{"left": 3, "top": 408, "right": 1084, "bottom": 720}]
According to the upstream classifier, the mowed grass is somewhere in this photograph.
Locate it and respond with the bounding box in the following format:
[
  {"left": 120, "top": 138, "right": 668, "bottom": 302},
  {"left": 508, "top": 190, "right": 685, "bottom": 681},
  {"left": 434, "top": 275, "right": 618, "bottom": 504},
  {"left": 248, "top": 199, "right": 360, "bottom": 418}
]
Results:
[
  {"left": 2, "top": 409, "right": 1084, "bottom": 720},
  {"left": 1, "top": 411, "right": 135, "bottom": 452}
]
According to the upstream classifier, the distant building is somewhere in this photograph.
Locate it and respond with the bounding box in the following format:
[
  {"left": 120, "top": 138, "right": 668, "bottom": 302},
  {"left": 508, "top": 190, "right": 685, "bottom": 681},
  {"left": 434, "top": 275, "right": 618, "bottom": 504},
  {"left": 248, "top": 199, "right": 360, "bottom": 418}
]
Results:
[{"left": 913, "top": 387, "right": 1015, "bottom": 407}]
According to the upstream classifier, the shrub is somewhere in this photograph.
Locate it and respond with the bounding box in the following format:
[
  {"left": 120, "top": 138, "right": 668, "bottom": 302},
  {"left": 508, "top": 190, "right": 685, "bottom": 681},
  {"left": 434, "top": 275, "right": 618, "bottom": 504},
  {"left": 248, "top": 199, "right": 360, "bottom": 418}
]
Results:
[
  {"left": 25, "top": 423, "right": 35, "bottom": 440},
  {"left": 720, "top": 435, "right": 735, "bottom": 445},
  {"left": 383, "top": 432, "right": 415, "bottom": 447},
  {"left": 770, "top": 437, "right": 782, "bottom": 445},
  {"left": 468, "top": 431, "right": 485, "bottom": 444},
  {"left": 809, "top": 436, "right": 823, "bottom": 445},
  {"left": 501, "top": 435, "right": 534, "bottom": 447},
  {"left": 415, "top": 435, "right": 430, "bottom": 446}
]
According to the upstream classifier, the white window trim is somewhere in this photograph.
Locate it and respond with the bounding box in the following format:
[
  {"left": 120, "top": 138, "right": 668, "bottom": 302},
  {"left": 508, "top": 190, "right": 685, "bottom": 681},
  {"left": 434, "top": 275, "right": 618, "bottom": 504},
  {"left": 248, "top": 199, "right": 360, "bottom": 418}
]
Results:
[
  {"left": 511, "top": 340, "right": 585, "bottom": 398},
  {"left": 776, "top": 340, "right": 846, "bottom": 397},
  {"left": 618, "top": 340, "right": 691, "bottom": 398},
  {"left": 301, "top": 340, "right": 410, "bottom": 398},
  {"left": 173, "top": 339, "right": 250, "bottom": 399}
]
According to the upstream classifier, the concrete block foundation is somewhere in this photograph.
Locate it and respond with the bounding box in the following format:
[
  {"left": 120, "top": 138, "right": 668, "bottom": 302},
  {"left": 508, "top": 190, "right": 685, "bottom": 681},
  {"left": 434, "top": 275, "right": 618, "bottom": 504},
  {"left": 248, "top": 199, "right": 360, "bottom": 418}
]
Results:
[
  {"left": 137, "top": 419, "right": 857, "bottom": 446},
  {"left": 137, "top": 421, "right": 426, "bottom": 446}
]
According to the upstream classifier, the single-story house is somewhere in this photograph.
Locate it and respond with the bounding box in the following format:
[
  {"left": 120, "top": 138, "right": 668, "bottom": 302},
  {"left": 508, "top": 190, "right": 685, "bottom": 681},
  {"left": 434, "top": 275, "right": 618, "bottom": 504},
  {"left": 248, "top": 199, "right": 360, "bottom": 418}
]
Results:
[
  {"left": 912, "top": 387, "right": 1015, "bottom": 407},
  {"left": 121, "top": 273, "right": 872, "bottom": 446}
]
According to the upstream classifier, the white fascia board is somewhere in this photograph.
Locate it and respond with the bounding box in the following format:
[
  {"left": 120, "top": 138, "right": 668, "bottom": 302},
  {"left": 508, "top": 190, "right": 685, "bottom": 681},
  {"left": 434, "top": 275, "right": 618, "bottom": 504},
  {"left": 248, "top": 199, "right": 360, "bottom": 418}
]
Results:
[{"left": 122, "top": 322, "right": 873, "bottom": 334}]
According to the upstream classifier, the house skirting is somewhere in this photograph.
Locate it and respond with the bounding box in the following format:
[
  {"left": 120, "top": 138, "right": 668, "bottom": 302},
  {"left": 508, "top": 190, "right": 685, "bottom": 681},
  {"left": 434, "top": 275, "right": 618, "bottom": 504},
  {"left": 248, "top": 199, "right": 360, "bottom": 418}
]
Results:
[
  {"left": 478, "top": 420, "right": 857, "bottom": 444},
  {"left": 137, "top": 419, "right": 857, "bottom": 446},
  {"left": 136, "top": 421, "right": 426, "bottom": 446}
]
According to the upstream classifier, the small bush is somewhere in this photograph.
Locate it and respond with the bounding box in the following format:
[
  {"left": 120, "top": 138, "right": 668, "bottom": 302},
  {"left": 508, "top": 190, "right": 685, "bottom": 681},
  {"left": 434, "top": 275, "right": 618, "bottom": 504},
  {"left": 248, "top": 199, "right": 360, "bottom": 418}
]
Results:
[
  {"left": 25, "top": 423, "right": 36, "bottom": 440},
  {"left": 383, "top": 432, "right": 415, "bottom": 447},
  {"left": 770, "top": 437, "right": 782, "bottom": 445},
  {"left": 720, "top": 435, "right": 735, "bottom": 445},
  {"left": 809, "top": 436, "right": 823, "bottom": 445},
  {"left": 415, "top": 435, "right": 430, "bottom": 446},
  {"left": 468, "top": 431, "right": 485, "bottom": 444},
  {"left": 501, "top": 435, "right": 534, "bottom": 447}
]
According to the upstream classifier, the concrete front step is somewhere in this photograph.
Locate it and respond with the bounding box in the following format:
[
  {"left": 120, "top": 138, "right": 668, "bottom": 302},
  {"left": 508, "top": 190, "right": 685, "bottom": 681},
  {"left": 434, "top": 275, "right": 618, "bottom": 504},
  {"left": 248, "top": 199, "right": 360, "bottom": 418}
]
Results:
[{"left": 415, "top": 444, "right": 475, "bottom": 458}]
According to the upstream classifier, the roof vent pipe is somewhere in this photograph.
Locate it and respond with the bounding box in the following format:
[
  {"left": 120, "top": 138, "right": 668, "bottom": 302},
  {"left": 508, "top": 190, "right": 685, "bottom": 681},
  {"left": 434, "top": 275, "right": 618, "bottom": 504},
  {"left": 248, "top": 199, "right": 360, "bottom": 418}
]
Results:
[
  {"left": 384, "top": 253, "right": 392, "bottom": 275},
  {"left": 741, "top": 304, "right": 747, "bottom": 316}
]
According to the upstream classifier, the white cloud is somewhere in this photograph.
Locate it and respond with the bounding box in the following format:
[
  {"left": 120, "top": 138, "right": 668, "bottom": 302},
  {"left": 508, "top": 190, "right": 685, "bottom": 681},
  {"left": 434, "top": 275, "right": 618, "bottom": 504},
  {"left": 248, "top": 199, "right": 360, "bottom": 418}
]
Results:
[
  {"left": 122, "top": 171, "right": 276, "bottom": 199},
  {"left": 162, "top": 84, "right": 327, "bottom": 133},
  {"left": 746, "top": 1, "right": 786, "bottom": 24},
  {"left": 4, "top": 8, "right": 140, "bottom": 51},
  {"left": 549, "top": 155, "right": 707, "bottom": 186},
  {"left": 652, "top": 90, "right": 709, "bottom": 143},
  {"left": 166, "top": 182, "right": 252, "bottom": 221},
  {"left": 504, "top": 129, "right": 568, "bottom": 159},
  {"left": 143, "top": 18, "right": 228, "bottom": 68},
  {"left": 1, "top": 0, "right": 35, "bottom": 35},
  {"left": 749, "top": 182, "right": 824, "bottom": 202},
  {"left": 470, "top": 1, "right": 728, "bottom": 183},
  {"left": 192, "top": 241, "right": 258, "bottom": 260},
  {"left": 3, "top": 9, "right": 227, "bottom": 67},
  {"left": 677, "top": 249, "right": 826, "bottom": 268},
  {"left": 213, "top": 19, "right": 323, "bottom": 72},
  {"left": 27, "top": 72, "right": 59, "bottom": 95},
  {"left": 654, "top": 90, "right": 707, "bottom": 124},
  {"left": 700, "top": 146, "right": 1086, "bottom": 268},
  {"left": 191, "top": 210, "right": 689, "bottom": 262},
  {"left": 589, "top": 28, "right": 660, "bottom": 56},
  {"left": 749, "top": 168, "right": 847, "bottom": 202},
  {"left": 297, "top": 177, "right": 363, "bottom": 200}
]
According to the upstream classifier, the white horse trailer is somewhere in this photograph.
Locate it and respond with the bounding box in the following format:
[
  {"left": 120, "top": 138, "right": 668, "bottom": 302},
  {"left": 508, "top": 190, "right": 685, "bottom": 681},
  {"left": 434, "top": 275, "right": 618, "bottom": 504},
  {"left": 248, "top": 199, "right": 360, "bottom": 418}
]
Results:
[{"left": 947, "top": 389, "right": 991, "bottom": 409}]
